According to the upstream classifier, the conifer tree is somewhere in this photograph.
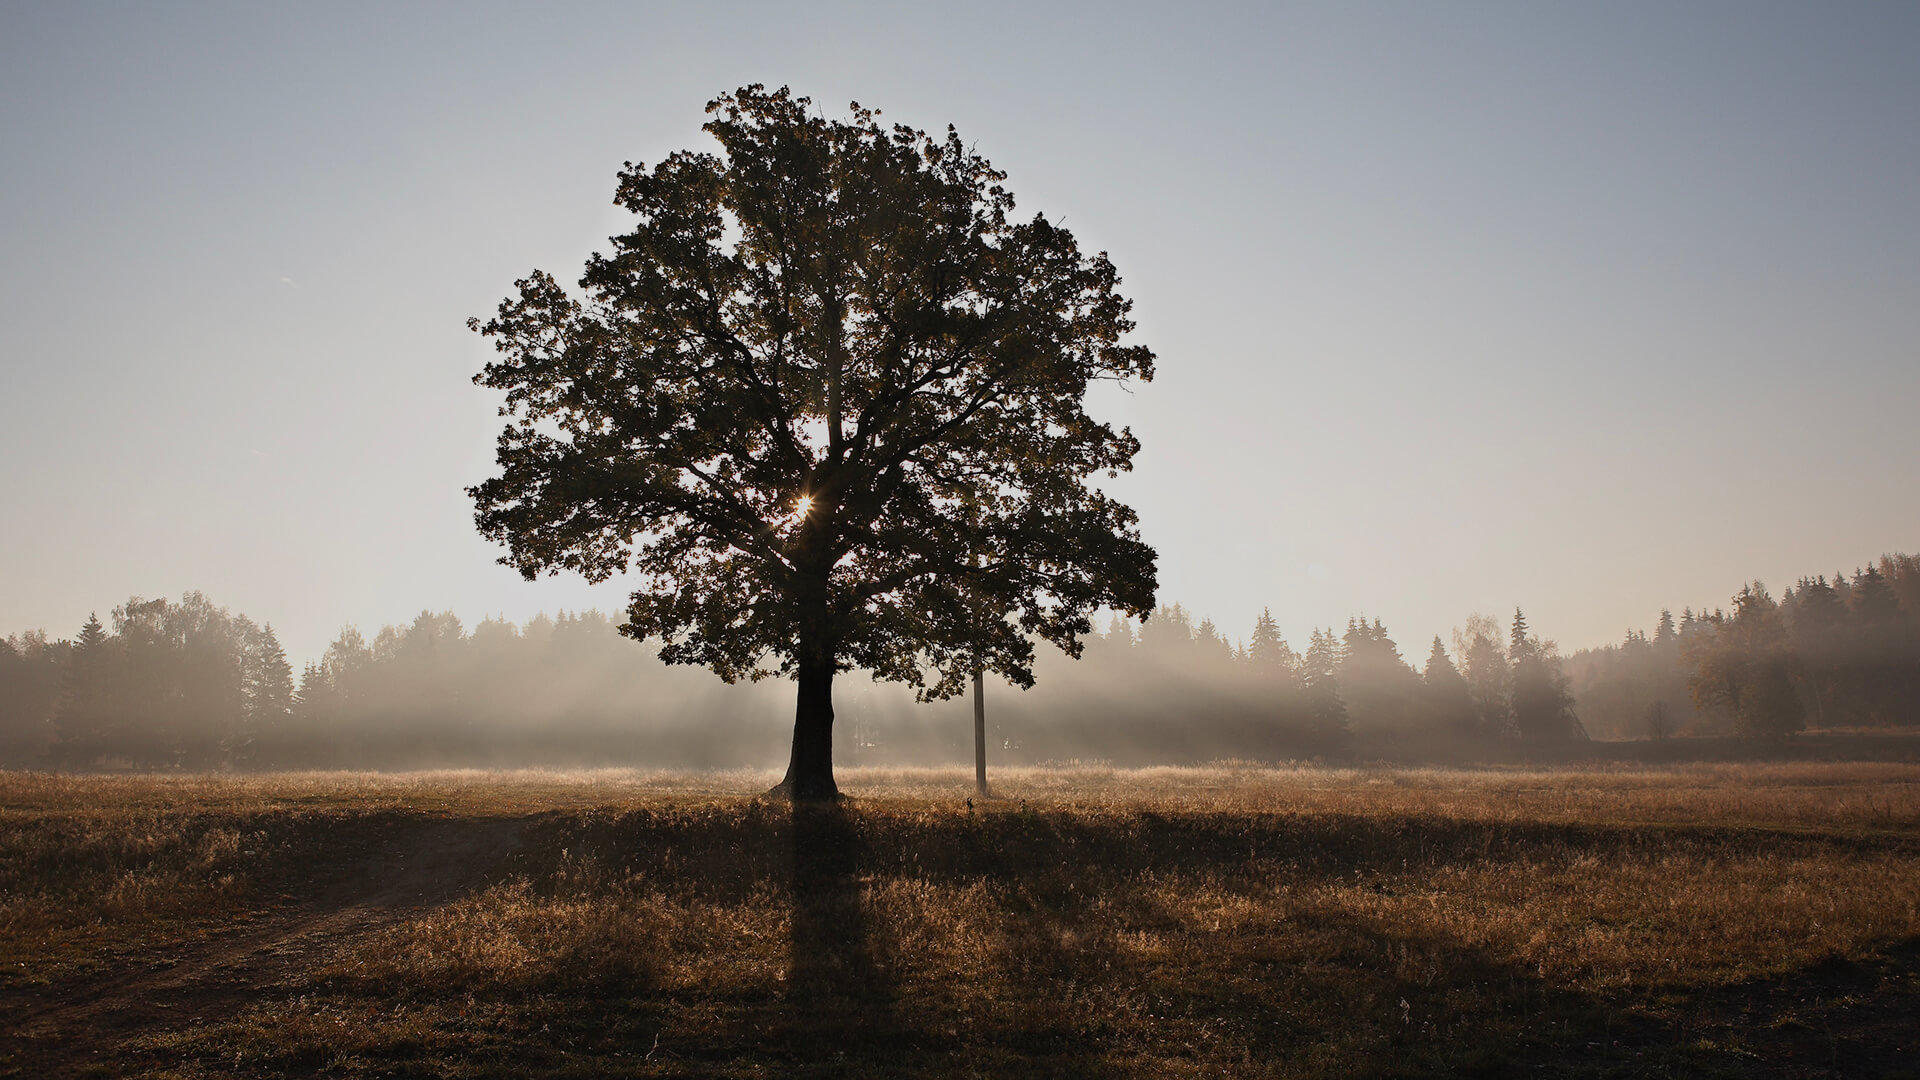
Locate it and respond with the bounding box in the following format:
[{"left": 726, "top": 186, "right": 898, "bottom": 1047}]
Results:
[
  {"left": 1453, "top": 614, "right": 1512, "bottom": 736},
  {"left": 1421, "top": 636, "right": 1477, "bottom": 736},
  {"left": 1789, "top": 576, "right": 1846, "bottom": 726},
  {"left": 1138, "top": 603, "right": 1194, "bottom": 657},
  {"left": 1505, "top": 608, "right": 1579, "bottom": 739},
  {"left": 1685, "top": 582, "right": 1804, "bottom": 737},
  {"left": 1653, "top": 609, "right": 1677, "bottom": 652},
  {"left": 295, "top": 662, "right": 331, "bottom": 718},
  {"left": 51, "top": 613, "right": 111, "bottom": 767},
  {"left": 1246, "top": 608, "right": 1300, "bottom": 684},
  {"left": 1882, "top": 554, "right": 1920, "bottom": 615},
  {"left": 1194, "top": 618, "right": 1232, "bottom": 668},
  {"left": 1509, "top": 607, "right": 1533, "bottom": 660},
  {"left": 0, "top": 632, "right": 66, "bottom": 765},
  {"left": 241, "top": 624, "right": 294, "bottom": 767},
  {"left": 1302, "top": 628, "right": 1349, "bottom": 744},
  {"left": 1841, "top": 565, "right": 1917, "bottom": 725},
  {"left": 1338, "top": 615, "right": 1416, "bottom": 732},
  {"left": 1831, "top": 573, "right": 1853, "bottom": 608}
]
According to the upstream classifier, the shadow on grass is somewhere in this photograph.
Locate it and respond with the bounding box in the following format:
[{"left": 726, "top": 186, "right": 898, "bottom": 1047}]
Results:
[
  {"left": 787, "top": 801, "right": 894, "bottom": 1013},
  {"left": 781, "top": 801, "right": 1125, "bottom": 1078},
  {"left": 1602, "top": 934, "right": 1920, "bottom": 1079},
  {"left": 52, "top": 801, "right": 1910, "bottom": 1078},
  {"left": 515, "top": 802, "right": 1920, "bottom": 1075},
  {"left": 865, "top": 809, "right": 1920, "bottom": 889}
]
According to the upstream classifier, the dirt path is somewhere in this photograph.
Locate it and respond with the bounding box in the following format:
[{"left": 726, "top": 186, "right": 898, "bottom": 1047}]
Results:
[{"left": 1, "top": 814, "right": 532, "bottom": 1077}]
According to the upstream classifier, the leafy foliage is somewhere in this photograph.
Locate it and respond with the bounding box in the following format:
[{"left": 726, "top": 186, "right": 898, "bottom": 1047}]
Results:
[{"left": 468, "top": 86, "right": 1157, "bottom": 708}]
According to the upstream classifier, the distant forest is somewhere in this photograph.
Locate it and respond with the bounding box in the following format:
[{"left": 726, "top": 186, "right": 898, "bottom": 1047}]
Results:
[{"left": 2, "top": 554, "right": 1917, "bottom": 770}]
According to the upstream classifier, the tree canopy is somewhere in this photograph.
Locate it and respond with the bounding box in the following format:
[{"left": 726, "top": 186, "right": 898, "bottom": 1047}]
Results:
[{"left": 469, "top": 86, "right": 1158, "bottom": 797}]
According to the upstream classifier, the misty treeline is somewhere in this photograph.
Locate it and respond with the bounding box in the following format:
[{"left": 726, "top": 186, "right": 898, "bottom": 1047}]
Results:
[
  {"left": 0, "top": 598, "right": 787, "bottom": 770},
  {"left": 1567, "top": 554, "right": 1920, "bottom": 739},
  {"left": 0, "top": 594, "right": 1571, "bottom": 770},
  {"left": 978, "top": 603, "right": 1582, "bottom": 765},
  {"left": 3, "top": 552, "right": 1917, "bottom": 771}
]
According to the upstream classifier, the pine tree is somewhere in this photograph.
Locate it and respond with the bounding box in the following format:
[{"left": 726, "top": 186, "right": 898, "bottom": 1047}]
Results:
[
  {"left": 1301, "top": 629, "right": 1349, "bottom": 745},
  {"left": 51, "top": 614, "right": 111, "bottom": 767},
  {"left": 1850, "top": 565, "right": 1900, "bottom": 622},
  {"left": 1137, "top": 603, "right": 1194, "bottom": 658},
  {"left": 1454, "top": 614, "right": 1512, "bottom": 736},
  {"left": 1511, "top": 644, "right": 1579, "bottom": 739},
  {"left": 1246, "top": 608, "right": 1300, "bottom": 684},
  {"left": 1653, "top": 609, "right": 1677, "bottom": 652},
  {"left": 1194, "top": 618, "right": 1232, "bottom": 667},
  {"left": 294, "top": 661, "right": 332, "bottom": 716},
  {"left": 0, "top": 632, "right": 67, "bottom": 765},
  {"left": 1509, "top": 608, "right": 1534, "bottom": 660},
  {"left": 76, "top": 612, "right": 106, "bottom": 651},
  {"left": 1338, "top": 615, "right": 1416, "bottom": 732},
  {"left": 1685, "top": 582, "right": 1804, "bottom": 738},
  {"left": 1502, "top": 606, "right": 1581, "bottom": 738},
  {"left": 1304, "top": 628, "right": 1342, "bottom": 683},
  {"left": 1882, "top": 553, "right": 1920, "bottom": 615},
  {"left": 240, "top": 624, "right": 294, "bottom": 767},
  {"left": 1789, "top": 576, "right": 1846, "bottom": 727},
  {"left": 1842, "top": 565, "right": 1917, "bottom": 725},
  {"left": 1421, "top": 636, "right": 1477, "bottom": 736}
]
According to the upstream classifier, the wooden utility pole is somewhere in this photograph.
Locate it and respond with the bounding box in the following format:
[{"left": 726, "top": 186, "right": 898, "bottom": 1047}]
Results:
[{"left": 972, "top": 667, "right": 988, "bottom": 797}]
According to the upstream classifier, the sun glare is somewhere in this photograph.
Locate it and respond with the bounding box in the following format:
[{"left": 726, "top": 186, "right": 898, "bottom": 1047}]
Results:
[{"left": 795, "top": 495, "right": 813, "bottom": 517}]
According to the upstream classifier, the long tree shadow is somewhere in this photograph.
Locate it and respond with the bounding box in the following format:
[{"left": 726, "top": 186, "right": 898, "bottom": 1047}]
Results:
[
  {"left": 862, "top": 809, "right": 1920, "bottom": 892},
  {"left": 1601, "top": 933, "right": 1920, "bottom": 1078},
  {"left": 823, "top": 806, "right": 1920, "bottom": 1076},
  {"left": 781, "top": 801, "right": 904, "bottom": 1071},
  {"left": 789, "top": 802, "right": 882, "bottom": 997},
  {"left": 509, "top": 804, "right": 1920, "bottom": 1077}
]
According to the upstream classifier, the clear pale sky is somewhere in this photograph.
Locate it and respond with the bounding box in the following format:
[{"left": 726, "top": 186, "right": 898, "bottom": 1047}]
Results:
[{"left": 3, "top": 2, "right": 1916, "bottom": 667}]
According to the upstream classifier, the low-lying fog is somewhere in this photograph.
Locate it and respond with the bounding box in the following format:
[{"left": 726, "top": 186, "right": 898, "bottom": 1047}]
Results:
[{"left": 3, "top": 553, "right": 1916, "bottom": 771}]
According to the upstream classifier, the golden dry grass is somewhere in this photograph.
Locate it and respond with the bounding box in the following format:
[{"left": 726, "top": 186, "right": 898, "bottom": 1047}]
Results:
[{"left": 4, "top": 763, "right": 1919, "bottom": 1077}]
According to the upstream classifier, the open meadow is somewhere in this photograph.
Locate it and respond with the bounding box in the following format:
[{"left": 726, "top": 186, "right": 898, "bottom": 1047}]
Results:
[{"left": 4, "top": 762, "right": 1919, "bottom": 1078}]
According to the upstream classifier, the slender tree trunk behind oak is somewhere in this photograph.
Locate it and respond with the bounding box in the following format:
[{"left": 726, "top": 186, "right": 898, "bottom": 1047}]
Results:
[
  {"left": 973, "top": 667, "right": 988, "bottom": 797},
  {"left": 776, "top": 656, "right": 839, "bottom": 801}
]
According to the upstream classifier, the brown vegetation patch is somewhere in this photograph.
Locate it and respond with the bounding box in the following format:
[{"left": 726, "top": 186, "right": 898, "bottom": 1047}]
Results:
[{"left": 2, "top": 764, "right": 1917, "bottom": 1077}]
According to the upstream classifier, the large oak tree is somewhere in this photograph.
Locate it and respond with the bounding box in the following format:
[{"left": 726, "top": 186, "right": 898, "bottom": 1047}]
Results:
[{"left": 470, "top": 86, "right": 1157, "bottom": 799}]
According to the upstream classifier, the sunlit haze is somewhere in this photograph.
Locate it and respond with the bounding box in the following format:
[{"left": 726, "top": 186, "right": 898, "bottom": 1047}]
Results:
[{"left": 3, "top": 2, "right": 1916, "bottom": 668}]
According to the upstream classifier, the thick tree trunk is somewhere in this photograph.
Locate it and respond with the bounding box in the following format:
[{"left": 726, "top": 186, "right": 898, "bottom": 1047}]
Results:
[
  {"left": 775, "top": 654, "right": 839, "bottom": 801},
  {"left": 972, "top": 667, "right": 988, "bottom": 797}
]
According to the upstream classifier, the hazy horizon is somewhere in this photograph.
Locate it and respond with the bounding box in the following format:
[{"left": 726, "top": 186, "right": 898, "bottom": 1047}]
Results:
[{"left": 4, "top": 3, "right": 1916, "bottom": 668}]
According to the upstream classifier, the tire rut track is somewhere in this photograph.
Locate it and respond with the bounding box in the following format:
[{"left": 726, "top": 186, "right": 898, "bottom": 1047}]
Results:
[{"left": 1, "top": 815, "right": 533, "bottom": 1076}]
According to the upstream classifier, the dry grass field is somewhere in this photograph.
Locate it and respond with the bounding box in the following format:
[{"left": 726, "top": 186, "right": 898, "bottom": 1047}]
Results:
[{"left": 3, "top": 762, "right": 1918, "bottom": 1077}]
